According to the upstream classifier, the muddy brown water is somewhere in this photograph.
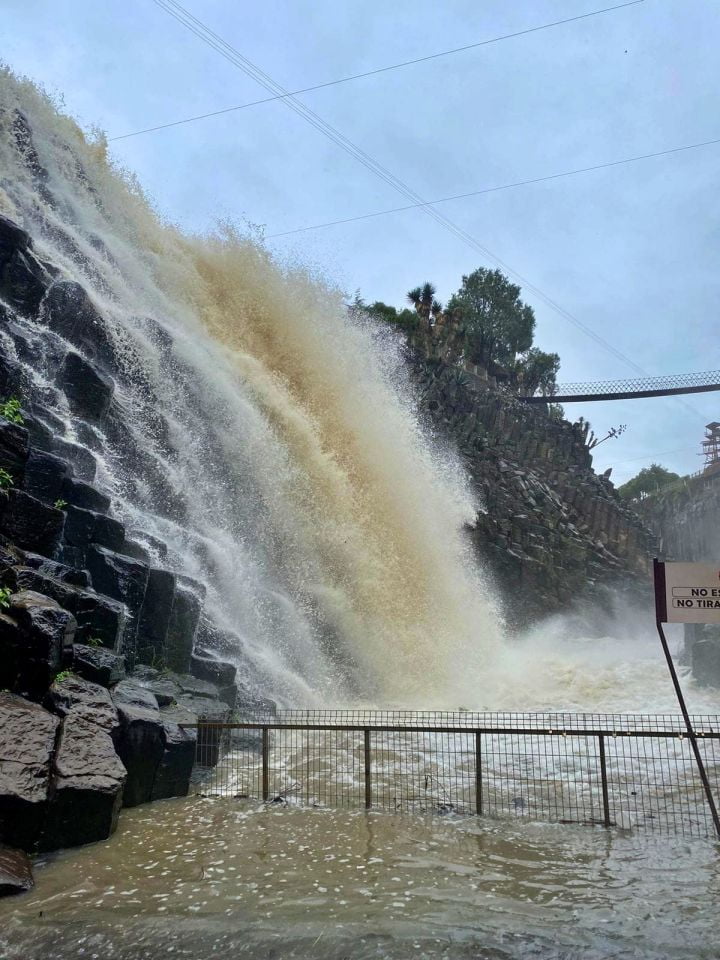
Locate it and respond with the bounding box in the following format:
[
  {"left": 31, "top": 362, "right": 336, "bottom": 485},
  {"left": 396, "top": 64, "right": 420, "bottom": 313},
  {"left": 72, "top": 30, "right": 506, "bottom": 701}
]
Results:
[{"left": 0, "top": 797, "right": 718, "bottom": 960}]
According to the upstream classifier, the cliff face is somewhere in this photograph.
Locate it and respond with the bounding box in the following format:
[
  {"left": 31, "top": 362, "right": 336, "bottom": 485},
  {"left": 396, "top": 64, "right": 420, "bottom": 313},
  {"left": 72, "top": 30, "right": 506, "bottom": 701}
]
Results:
[
  {"left": 636, "top": 472, "right": 720, "bottom": 686},
  {"left": 407, "top": 351, "right": 657, "bottom": 625}
]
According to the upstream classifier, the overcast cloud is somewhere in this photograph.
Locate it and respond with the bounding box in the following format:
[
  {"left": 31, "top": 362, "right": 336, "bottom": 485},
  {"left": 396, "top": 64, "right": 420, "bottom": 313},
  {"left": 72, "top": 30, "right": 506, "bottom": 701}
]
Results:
[{"left": 4, "top": 0, "right": 718, "bottom": 483}]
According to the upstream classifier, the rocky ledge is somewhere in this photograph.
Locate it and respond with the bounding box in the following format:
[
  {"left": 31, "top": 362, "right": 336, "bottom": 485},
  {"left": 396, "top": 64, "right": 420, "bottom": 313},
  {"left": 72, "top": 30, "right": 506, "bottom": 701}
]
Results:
[{"left": 0, "top": 209, "right": 273, "bottom": 895}]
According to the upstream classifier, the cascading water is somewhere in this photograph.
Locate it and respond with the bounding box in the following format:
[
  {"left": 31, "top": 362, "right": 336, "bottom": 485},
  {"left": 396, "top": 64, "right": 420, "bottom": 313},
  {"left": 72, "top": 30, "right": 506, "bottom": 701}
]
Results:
[{"left": 0, "top": 68, "right": 503, "bottom": 708}]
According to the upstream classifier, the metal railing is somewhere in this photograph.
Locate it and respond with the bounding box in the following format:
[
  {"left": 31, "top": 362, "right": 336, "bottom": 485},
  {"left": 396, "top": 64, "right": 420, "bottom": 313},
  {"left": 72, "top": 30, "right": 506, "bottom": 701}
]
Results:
[
  {"left": 518, "top": 369, "right": 720, "bottom": 403},
  {"left": 185, "top": 711, "right": 720, "bottom": 840}
]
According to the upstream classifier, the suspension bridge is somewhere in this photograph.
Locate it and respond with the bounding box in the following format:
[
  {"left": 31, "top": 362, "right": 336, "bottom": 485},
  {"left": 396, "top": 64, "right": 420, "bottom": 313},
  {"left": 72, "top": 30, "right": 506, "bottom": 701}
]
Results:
[{"left": 519, "top": 369, "right": 720, "bottom": 403}]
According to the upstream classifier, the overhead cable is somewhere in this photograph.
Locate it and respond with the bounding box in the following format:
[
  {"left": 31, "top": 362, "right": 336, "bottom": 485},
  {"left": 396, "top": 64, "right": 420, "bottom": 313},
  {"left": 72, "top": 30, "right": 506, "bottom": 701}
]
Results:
[{"left": 112, "top": 0, "right": 645, "bottom": 141}]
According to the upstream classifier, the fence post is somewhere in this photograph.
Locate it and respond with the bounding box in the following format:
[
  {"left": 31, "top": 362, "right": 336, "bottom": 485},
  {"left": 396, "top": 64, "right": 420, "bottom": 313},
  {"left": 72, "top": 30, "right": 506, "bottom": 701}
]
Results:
[
  {"left": 598, "top": 734, "right": 611, "bottom": 828},
  {"left": 262, "top": 727, "right": 269, "bottom": 801},
  {"left": 475, "top": 731, "right": 483, "bottom": 816},
  {"left": 364, "top": 728, "right": 372, "bottom": 809}
]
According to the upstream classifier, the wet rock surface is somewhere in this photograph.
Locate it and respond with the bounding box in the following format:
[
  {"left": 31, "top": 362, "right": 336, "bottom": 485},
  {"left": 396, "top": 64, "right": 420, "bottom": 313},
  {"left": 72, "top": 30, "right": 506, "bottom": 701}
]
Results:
[
  {"left": 0, "top": 846, "right": 34, "bottom": 897},
  {"left": 0, "top": 693, "right": 60, "bottom": 850}
]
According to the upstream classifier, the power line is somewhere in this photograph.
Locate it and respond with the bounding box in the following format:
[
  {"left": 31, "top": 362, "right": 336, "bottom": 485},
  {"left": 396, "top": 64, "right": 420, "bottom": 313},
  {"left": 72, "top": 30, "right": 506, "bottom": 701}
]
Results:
[
  {"left": 609, "top": 447, "right": 697, "bottom": 466},
  {"left": 112, "top": 0, "right": 644, "bottom": 142},
  {"left": 265, "top": 136, "right": 720, "bottom": 238},
  {"left": 152, "top": 0, "right": 653, "bottom": 379}
]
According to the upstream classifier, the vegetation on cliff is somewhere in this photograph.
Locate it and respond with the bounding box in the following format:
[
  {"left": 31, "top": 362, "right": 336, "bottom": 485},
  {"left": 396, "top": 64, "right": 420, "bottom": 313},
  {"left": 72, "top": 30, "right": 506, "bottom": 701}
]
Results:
[
  {"left": 618, "top": 463, "right": 681, "bottom": 501},
  {"left": 358, "top": 267, "right": 560, "bottom": 397}
]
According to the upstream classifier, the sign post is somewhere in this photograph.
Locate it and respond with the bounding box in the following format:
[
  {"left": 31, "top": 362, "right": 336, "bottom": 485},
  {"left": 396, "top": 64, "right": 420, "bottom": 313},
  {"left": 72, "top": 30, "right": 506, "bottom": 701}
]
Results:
[{"left": 653, "top": 558, "right": 720, "bottom": 839}]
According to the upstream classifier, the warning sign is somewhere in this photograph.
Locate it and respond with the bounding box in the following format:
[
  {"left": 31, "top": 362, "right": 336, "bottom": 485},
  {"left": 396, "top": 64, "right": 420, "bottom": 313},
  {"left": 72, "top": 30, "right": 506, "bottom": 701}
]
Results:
[{"left": 654, "top": 560, "right": 720, "bottom": 624}]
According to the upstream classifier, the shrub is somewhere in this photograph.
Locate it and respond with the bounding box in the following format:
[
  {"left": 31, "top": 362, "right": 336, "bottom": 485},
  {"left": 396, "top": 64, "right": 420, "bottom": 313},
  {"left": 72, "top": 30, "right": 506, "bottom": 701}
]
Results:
[
  {"left": 0, "top": 397, "right": 24, "bottom": 425},
  {"left": 0, "top": 468, "right": 13, "bottom": 490}
]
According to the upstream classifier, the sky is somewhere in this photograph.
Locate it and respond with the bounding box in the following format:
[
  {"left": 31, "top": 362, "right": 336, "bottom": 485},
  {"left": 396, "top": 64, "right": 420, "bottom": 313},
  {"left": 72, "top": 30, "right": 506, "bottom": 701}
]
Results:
[{"left": 3, "top": 0, "right": 719, "bottom": 484}]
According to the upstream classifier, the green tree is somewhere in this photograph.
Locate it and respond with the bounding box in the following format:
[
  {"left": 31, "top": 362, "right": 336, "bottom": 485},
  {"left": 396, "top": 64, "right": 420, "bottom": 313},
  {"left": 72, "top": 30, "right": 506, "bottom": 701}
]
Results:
[
  {"left": 406, "top": 282, "right": 437, "bottom": 325},
  {"left": 365, "top": 300, "right": 419, "bottom": 332},
  {"left": 514, "top": 347, "right": 560, "bottom": 396},
  {"left": 617, "top": 463, "right": 681, "bottom": 500},
  {"left": 446, "top": 268, "right": 535, "bottom": 369}
]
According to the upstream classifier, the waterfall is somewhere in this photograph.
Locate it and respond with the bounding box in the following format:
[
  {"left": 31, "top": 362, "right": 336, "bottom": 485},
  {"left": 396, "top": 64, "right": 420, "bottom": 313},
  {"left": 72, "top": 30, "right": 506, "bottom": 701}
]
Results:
[{"left": 0, "top": 68, "right": 502, "bottom": 707}]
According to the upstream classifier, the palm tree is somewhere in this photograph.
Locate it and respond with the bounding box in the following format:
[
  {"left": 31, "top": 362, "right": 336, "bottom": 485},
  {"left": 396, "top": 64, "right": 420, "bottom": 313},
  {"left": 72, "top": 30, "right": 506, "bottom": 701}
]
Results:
[
  {"left": 419, "top": 282, "right": 436, "bottom": 323},
  {"left": 406, "top": 287, "right": 422, "bottom": 311}
]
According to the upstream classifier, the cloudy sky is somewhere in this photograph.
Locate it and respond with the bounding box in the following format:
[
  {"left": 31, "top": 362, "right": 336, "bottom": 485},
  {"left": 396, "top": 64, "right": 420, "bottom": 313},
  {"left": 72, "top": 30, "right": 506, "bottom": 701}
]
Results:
[{"left": 4, "top": 0, "right": 718, "bottom": 483}]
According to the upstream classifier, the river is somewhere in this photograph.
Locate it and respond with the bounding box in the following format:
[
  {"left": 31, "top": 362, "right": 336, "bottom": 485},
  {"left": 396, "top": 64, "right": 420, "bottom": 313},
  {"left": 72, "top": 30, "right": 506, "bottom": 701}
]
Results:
[{"left": 1, "top": 797, "right": 718, "bottom": 960}]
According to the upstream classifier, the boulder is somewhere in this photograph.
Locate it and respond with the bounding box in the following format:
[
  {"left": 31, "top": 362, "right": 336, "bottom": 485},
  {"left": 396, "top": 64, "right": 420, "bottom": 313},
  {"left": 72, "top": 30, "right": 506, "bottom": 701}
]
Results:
[
  {"left": 166, "top": 577, "right": 204, "bottom": 673},
  {"left": 151, "top": 720, "right": 196, "bottom": 801},
  {"left": 40, "top": 715, "right": 126, "bottom": 851},
  {"left": 60, "top": 476, "right": 110, "bottom": 513},
  {"left": 111, "top": 679, "right": 159, "bottom": 712},
  {"left": 0, "top": 846, "right": 34, "bottom": 896},
  {"left": 45, "top": 674, "right": 120, "bottom": 737},
  {"left": 135, "top": 567, "right": 175, "bottom": 667},
  {"left": 22, "top": 448, "right": 69, "bottom": 504},
  {"left": 63, "top": 505, "right": 125, "bottom": 562},
  {"left": 10, "top": 591, "right": 76, "bottom": 699},
  {"left": 51, "top": 438, "right": 97, "bottom": 482},
  {"left": 14, "top": 566, "right": 125, "bottom": 649},
  {"left": 190, "top": 653, "right": 237, "bottom": 703},
  {"left": 0, "top": 612, "right": 21, "bottom": 690},
  {"left": 0, "top": 692, "right": 59, "bottom": 849},
  {"left": 87, "top": 546, "right": 149, "bottom": 665},
  {"left": 130, "top": 667, "right": 180, "bottom": 707},
  {"left": 0, "top": 418, "right": 29, "bottom": 482},
  {"left": 113, "top": 703, "right": 165, "bottom": 807},
  {"left": 0, "top": 489, "right": 65, "bottom": 557},
  {"left": 40, "top": 280, "right": 113, "bottom": 366},
  {"left": 0, "top": 214, "right": 31, "bottom": 270},
  {"left": 58, "top": 351, "right": 114, "bottom": 422},
  {"left": 22, "top": 552, "right": 90, "bottom": 589},
  {"left": 0, "top": 241, "right": 53, "bottom": 317},
  {"left": 73, "top": 643, "right": 126, "bottom": 687}
]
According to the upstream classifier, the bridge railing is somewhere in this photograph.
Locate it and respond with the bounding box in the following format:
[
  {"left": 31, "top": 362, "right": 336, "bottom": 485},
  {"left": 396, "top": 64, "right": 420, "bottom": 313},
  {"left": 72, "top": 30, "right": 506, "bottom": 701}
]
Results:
[{"left": 184, "top": 710, "right": 720, "bottom": 840}]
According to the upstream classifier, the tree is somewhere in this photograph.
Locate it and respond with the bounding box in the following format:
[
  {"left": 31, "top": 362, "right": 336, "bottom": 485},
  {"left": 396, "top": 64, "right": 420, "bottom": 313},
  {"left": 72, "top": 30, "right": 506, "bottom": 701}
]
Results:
[
  {"left": 513, "top": 347, "right": 560, "bottom": 396},
  {"left": 617, "top": 463, "right": 681, "bottom": 500},
  {"left": 365, "top": 300, "right": 419, "bottom": 332},
  {"left": 446, "top": 268, "right": 535, "bottom": 369},
  {"left": 406, "top": 282, "right": 437, "bottom": 326}
]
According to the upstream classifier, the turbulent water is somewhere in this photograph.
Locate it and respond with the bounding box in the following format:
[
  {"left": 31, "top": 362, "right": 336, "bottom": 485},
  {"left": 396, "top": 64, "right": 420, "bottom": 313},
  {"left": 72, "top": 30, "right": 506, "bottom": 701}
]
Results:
[
  {"left": 1, "top": 798, "right": 719, "bottom": 960},
  {"left": 0, "top": 69, "right": 506, "bottom": 708}
]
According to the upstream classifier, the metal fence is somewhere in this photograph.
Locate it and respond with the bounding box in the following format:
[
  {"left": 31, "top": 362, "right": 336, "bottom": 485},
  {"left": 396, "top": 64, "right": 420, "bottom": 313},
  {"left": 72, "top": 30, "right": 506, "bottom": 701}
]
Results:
[{"left": 185, "top": 711, "right": 720, "bottom": 840}]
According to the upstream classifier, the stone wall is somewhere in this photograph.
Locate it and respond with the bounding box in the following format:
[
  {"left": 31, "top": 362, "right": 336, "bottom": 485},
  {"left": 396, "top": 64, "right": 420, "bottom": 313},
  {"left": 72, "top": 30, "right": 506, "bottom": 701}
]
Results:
[{"left": 407, "top": 349, "right": 657, "bottom": 624}]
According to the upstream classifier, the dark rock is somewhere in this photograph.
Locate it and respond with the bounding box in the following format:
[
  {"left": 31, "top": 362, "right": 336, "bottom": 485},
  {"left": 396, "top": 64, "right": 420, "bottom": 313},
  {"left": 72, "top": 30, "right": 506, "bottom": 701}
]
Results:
[
  {"left": 58, "top": 351, "right": 114, "bottom": 422},
  {"left": 127, "top": 531, "right": 169, "bottom": 563},
  {"left": 121, "top": 539, "right": 152, "bottom": 564},
  {"left": 22, "top": 449, "right": 69, "bottom": 503},
  {"left": 0, "top": 489, "right": 65, "bottom": 557},
  {"left": 136, "top": 568, "right": 175, "bottom": 667},
  {"left": 61, "top": 476, "right": 110, "bottom": 513},
  {"left": 0, "top": 846, "right": 34, "bottom": 896},
  {"left": 190, "top": 654, "right": 237, "bottom": 706},
  {"left": 0, "top": 214, "right": 31, "bottom": 269},
  {"left": 0, "top": 240, "right": 53, "bottom": 317},
  {"left": 45, "top": 674, "right": 120, "bottom": 737},
  {"left": 10, "top": 591, "right": 76, "bottom": 699},
  {"left": 114, "top": 704, "right": 165, "bottom": 807},
  {"left": 0, "top": 354, "right": 28, "bottom": 400},
  {"left": 73, "top": 643, "right": 126, "bottom": 687},
  {"left": 87, "top": 546, "right": 149, "bottom": 666},
  {"left": 63, "top": 505, "right": 125, "bottom": 561},
  {"left": 41, "top": 280, "right": 113, "bottom": 366},
  {"left": 111, "top": 679, "right": 159, "bottom": 712},
  {"left": 0, "top": 418, "right": 29, "bottom": 483},
  {"left": 40, "top": 715, "right": 126, "bottom": 851},
  {"left": 14, "top": 566, "right": 124, "bottom": 648},
  {"left": 22, "top": 553, "right": 90, "bottom": 589},
  {"left": 51, "top": 439, "right": 96, "bottom": 482},
  {"left": 151, "top": 720, "right": 196, "bottom": 801},
  {"left": 0, "top": 692, "right": 60, "bottom": 849},
  {"left": 196, "top": 617, "right": 242, "bottom": 658},
  {"left": 0, "top": 612, "right": 21, "bottom": 690},
  {"left": 166, "top": 577, "right": 204, "bottom": 674}
]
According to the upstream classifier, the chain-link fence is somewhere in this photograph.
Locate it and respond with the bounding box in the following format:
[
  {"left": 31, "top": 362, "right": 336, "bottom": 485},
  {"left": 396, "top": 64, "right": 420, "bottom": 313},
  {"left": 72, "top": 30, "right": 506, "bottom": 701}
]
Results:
[{"left": 186, "top": 711, "right": 720, "bottom": 839}]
